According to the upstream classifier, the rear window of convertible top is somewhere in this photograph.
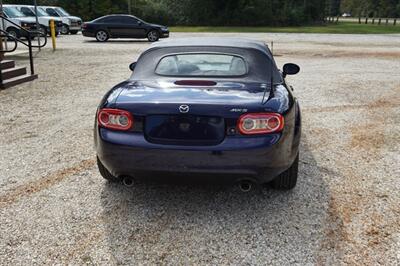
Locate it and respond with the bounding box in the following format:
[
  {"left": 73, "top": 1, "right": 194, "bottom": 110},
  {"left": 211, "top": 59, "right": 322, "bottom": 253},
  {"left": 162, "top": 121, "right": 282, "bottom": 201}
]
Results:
[{"left": 155, "top": 53, "right": 248, "bottom": 77}]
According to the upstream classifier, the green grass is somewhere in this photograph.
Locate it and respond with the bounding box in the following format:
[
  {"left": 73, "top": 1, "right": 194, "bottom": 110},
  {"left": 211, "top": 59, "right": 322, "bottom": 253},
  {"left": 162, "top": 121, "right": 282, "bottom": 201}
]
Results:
[{"left": 171, "top": 22, "right": 400, "bottom": 34}]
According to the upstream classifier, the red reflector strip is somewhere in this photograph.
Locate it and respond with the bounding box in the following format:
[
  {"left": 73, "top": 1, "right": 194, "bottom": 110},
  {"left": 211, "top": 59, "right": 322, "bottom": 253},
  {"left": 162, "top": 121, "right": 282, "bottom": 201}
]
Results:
[
  {"left": 238, "top": 113, "right": 284, "bottom": 135},
  {"left": 98, "top": 108, "right": 133, "bottom": 131},
  {"left": 175, "top": 80, "right": 217, "bottom": 86}
]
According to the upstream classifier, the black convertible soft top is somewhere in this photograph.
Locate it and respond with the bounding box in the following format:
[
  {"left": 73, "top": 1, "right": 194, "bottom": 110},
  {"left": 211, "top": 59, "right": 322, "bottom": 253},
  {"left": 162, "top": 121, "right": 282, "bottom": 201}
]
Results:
[
  {"left": 147, "top": 37, "right": 272, "bottom": 57},
  {"left": 132, "top": 37, "right": 282, "bottom": 83}
]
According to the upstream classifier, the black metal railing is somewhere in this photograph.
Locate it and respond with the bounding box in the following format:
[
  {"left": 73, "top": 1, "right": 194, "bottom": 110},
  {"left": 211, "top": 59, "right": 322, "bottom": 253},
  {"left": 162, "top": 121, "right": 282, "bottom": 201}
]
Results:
[{"left": 0, "top": 15, "right": 47, "bottom": 80}]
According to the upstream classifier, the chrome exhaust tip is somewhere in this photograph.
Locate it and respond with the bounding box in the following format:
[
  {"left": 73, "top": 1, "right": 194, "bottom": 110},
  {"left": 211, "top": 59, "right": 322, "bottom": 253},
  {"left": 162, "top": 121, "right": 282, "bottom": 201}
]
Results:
[
  {"left": 122, "top": 176, "right": 135, "bottom": 187},
  {"left": 239, "top": 180, "right": 253, "bottom": 193}
]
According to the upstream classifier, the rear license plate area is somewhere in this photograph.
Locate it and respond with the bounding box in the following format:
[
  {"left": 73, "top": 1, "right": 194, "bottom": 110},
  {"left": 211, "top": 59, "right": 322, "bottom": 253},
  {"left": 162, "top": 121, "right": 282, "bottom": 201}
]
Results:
[{"left": 145, "top": 115, "right": 225, "bottom": 146}]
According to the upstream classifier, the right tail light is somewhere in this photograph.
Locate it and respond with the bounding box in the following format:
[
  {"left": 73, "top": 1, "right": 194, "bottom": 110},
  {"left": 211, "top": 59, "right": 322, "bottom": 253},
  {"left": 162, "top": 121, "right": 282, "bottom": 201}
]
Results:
[{"left": 238, "top": 113, "right": 284, "bottom": 135}]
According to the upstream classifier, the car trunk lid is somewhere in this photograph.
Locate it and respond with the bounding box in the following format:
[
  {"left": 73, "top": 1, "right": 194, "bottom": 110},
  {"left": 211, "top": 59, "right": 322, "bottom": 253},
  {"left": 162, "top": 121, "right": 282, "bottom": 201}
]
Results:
[{"left": 115, "top": 80, "right": 269, "bottom": 145}]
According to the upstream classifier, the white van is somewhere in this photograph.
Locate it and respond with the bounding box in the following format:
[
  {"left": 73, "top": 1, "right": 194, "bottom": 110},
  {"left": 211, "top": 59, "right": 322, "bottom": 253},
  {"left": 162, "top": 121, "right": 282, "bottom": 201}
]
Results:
[
  {"left": 1, "top": 5, "right": 37, "bottom": 39},
  {"left": 7, "top": 4, "right": 63, "bottom": 36},
  {"left": 41, "top": 6, "right": 82, "bottom": 34}
]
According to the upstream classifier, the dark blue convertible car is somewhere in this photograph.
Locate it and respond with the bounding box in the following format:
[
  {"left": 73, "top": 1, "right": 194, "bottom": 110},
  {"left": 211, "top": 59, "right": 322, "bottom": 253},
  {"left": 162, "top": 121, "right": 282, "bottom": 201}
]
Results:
[{"left": 95, "top": 38, "right": 301, "bottom": 191}]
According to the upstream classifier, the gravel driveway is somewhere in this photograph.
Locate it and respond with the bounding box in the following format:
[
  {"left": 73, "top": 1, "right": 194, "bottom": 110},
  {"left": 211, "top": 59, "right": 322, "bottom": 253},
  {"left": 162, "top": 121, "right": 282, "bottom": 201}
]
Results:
[{"left": 0, "top": 32, "right": 399, "bottom": 265}]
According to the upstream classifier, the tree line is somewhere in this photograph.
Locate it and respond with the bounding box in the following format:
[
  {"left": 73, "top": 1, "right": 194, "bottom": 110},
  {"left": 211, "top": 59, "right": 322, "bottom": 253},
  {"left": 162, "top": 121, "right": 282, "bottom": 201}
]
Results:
[
  {"left": 329, "top": 0, "right": 400, "bottom": 17},
  {"left": 3, "top": 0, "right": 325, "bottom": 26},
  {"left": 3, "top": 0, "right": 400, "bottom": 26}
]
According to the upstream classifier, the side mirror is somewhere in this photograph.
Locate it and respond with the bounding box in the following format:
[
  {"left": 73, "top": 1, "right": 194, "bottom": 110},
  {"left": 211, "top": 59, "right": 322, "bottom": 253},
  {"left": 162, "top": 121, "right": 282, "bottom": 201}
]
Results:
[
  {"left": 283, "top": 63, "right": 300, "bottom": 77},
  {"left": 129, "top": 62, "right": 137, "bottom": 72}
]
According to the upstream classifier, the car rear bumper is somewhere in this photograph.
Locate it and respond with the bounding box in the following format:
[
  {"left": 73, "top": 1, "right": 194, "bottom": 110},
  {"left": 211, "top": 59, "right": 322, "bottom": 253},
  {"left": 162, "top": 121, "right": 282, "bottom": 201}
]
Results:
[
  {"left": 96, "top": 126, "right": 300, "bottom": 184},
  {"left": 82, "top": 30, "right": 95, "bottom": 37}
]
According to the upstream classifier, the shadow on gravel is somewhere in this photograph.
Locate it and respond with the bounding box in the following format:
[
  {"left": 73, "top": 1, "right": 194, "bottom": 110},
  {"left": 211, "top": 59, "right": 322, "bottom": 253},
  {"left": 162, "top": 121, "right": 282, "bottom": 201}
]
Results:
[{"left": 99, "top": 135, "right": 333, "bottom": 263}]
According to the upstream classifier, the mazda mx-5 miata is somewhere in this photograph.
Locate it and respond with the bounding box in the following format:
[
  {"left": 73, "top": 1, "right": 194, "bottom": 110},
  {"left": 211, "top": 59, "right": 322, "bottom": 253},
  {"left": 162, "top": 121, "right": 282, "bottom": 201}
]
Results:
[{"left": 94, "top": 38, "right": 301, "bottom": 191}]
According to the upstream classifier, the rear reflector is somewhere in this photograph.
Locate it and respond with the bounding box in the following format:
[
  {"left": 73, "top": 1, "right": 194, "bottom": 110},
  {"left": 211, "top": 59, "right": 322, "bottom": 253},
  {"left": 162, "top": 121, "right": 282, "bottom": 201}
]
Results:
[
  {"left": 238, "top": 113, "right": 284, "bottom": 135},
  {"left": 175, "top": 80, "right": 217, "bottom": 86},
  {"left": 98, "top": 108, "right": 133, "bottom": 131}
]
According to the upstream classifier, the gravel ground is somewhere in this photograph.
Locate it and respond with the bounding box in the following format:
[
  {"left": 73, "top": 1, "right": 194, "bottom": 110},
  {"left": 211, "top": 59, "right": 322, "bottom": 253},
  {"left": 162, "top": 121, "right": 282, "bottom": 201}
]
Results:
[{"left": 0, "top": 32, "right": 399, "bottom": 265}]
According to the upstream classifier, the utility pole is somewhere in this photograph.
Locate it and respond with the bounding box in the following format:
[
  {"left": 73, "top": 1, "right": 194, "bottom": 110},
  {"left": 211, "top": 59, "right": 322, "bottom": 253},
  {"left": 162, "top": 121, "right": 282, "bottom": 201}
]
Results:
[{"left": 128, "top": 0, "right": 131, "bottom": 15}]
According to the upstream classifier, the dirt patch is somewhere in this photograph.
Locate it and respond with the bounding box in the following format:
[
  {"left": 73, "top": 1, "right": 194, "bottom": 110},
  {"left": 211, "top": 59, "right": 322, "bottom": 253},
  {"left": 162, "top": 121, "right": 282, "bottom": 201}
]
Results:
[
  {"left": 317, "top": 197, "right": 349, "bottom": 265},
  {"left": 0, "top": 159, "right": 95, "bottom": 208},
  {"left": 350, "top": 123, "right": 385, "bottom": 152},
  {"left": 304, "top": 100, "right": 399, "bottom": 113},
  {"left": 317, "top": 93, "right": 399, "bottom": 264}
]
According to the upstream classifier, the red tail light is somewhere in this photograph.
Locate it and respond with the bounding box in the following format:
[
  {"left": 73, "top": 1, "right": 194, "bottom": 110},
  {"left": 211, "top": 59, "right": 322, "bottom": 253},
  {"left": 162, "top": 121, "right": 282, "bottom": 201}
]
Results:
[
  {"left": 98, "top": 108, "right": 133, "bottom": 131},
  {"left": 238, "top": 113, "right": 284, "bottom": 135},
  {"left": 82, "top": 23, "right": 88, "bottom": 29}
]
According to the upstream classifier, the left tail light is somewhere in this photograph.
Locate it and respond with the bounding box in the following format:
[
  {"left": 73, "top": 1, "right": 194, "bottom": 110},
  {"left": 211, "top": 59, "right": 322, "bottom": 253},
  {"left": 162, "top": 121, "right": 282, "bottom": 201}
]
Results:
[
  {"left": 98, "top": 108, "right": 133, "bottom": 131},
  {"left": 238, "top": 113, "right": 284, "bottom": 135}
]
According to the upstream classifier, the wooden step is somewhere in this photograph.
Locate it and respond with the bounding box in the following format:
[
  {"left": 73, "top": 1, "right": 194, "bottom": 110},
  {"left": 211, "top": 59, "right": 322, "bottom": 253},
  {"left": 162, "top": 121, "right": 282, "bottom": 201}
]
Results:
[
  {"left": 0, "top": 74, "right": 38, "bottom": 90},
  {"left": 0, "top": 60, "right": 16, "bottom": 70},
  {"left": 2, "top": 66, "right": 27, "bottom": 80}
]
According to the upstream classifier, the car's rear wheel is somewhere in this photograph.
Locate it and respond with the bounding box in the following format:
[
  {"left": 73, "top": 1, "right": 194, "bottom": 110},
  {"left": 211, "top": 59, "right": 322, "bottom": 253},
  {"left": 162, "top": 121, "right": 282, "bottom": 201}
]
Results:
[
  {"left": 271, "top": 153, "right": 299, "bottom": 190},
  {"left": 70, "top": 30, "right": 79, "bottom": 35},
  {"left": 61, "top": 24, "right": 69, "bottom": 34},
  {"left": 96, "top": 30, "right": 109, "bottom": 42},
  {"left": 97, "top": 157, "right": 120, "bottom": 182},
  {"left": 6, "top": 27, "right": 20, "bottom": 40},
  {"left": 147, "top": 30, "right": 159, "bottom": 42}
]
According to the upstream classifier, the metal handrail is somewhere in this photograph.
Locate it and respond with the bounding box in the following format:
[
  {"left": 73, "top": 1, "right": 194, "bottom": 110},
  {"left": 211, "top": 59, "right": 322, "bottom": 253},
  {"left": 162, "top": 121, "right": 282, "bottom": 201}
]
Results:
[
  {"left": 0, "top": 15, "right": 48, "bottom": 48},
  {"left": 0, "top": 33, "right": 17, "bottom": 52},
  {"left": 0, "top": 14, "right": 48, "bottom": 77},
  {"left": 0, "top": 29, "right": 47, "bottom": 49}
]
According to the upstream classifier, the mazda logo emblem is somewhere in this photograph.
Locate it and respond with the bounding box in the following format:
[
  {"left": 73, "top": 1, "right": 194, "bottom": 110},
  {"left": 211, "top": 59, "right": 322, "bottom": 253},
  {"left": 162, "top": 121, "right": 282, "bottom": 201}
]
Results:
[{"left": 179, "top": 105, "right": 190, "bottom": 113}]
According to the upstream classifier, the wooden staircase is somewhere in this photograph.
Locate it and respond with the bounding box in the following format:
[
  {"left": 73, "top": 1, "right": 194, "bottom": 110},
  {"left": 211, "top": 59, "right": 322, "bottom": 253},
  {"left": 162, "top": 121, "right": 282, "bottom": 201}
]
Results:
[
  {"left": 0, "top": 15, "right": 47, "bottom": 90},
  {"left": 0, "top": 60, "right": 38, "bottom": 90}
]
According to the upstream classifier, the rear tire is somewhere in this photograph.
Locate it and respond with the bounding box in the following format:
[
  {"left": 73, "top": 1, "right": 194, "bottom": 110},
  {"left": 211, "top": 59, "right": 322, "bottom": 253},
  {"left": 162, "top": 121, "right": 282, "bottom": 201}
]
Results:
[
  {"left": 7, "top": 27, "right": 20, "bottom": 40},
  {"left": 97, "top": 157, "right": 120, "bottom": 182},
  {"left": 61, "top": 24, "right": 69, "bottom": 34},
  {"left": 271, "top": 153, "right": 299, "bottom": 190},
  {"left": 95, "top": 30, "right": 109, "bottom": 42},
  {"left": 147, "top": 30, "right": 159, "bottom": 42}
]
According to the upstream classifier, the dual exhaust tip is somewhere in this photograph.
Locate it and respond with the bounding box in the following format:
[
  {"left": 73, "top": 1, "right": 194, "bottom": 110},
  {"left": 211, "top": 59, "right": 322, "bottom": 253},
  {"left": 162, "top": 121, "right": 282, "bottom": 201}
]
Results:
[
  {"left": 238, "top": 180, "right": 253, "bottom": 192},
  {"left": 122, "top": 176, "right": 135, "bottom": 187},
  {"left": 122, "top": 176, "right": 254, "bottom": 192}
]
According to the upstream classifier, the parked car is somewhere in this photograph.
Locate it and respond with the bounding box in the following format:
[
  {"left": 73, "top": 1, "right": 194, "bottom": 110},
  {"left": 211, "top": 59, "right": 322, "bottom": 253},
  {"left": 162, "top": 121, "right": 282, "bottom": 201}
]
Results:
[
  {"left": 40, "top": 6, "right": 82, "bottom": 35},
  {"left": 94, "top": 38, "right": 302, "bottom": 191},
  {"left": 8, "top": 4, "right": 62, "bottom": 36},
  {"left": 82, "top": 14, "right": 169, "bottom": 42},
  {"left": 1, "top": 6, "right": 38, "bottom": 39}
]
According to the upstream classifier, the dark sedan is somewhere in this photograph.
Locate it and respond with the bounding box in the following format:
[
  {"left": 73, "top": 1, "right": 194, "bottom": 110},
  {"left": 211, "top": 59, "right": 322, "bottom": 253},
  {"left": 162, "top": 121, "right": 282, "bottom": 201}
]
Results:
[
  {"left": 94, "top": 38, "right": 301, "bottom": 192},
  {"left": 82, "top": 14, "right": 169, "bottom": 42}
]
